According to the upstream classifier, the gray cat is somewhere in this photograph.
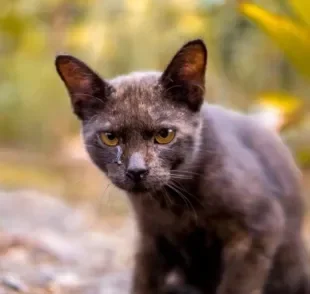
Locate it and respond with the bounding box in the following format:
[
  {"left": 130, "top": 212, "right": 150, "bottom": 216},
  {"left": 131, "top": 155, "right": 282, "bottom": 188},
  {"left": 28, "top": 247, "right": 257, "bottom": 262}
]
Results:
[{"left": 55, "top": 39, "right": 310, "bottom": 294}]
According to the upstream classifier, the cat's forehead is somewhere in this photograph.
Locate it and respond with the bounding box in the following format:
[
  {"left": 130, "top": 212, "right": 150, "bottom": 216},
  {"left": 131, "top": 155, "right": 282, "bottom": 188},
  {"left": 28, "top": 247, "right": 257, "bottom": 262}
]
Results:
[
  {"left": 110, "top": 71, "right": 161, "bottom": 102},
  {"left": 110, "top": 71, "right": 161, "bottom": 87},
  {"left": 83, "top": 72, "right": 200, "bottom": 136},
  {"left": 107, "top": 72, "right": 175, "bottom": 121},
  {"left": 90, "top": 71, "right": 198, "bottom": 131}
]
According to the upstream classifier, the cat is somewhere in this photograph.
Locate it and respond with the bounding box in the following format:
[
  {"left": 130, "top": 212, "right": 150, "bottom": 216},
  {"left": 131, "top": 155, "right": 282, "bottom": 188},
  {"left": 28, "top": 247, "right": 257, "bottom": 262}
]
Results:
[{"left": 55, "top": 39, "right": 310, "bottom": 294}]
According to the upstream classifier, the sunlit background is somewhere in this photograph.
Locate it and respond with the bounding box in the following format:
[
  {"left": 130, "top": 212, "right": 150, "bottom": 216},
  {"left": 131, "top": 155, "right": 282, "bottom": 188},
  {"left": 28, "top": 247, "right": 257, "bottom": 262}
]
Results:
[{"left": 0, "top": 0, "right": 309, "bottom": 292}]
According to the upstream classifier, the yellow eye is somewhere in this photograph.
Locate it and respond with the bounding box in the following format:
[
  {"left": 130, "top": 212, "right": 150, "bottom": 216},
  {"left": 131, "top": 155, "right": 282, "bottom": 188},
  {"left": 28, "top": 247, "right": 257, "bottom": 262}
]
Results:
[
  {"left": 154, "top": 129, "right": 175, "bottom": 144},
  {"left": 99, "top": 132, "right": 119, "bottom": 146}
]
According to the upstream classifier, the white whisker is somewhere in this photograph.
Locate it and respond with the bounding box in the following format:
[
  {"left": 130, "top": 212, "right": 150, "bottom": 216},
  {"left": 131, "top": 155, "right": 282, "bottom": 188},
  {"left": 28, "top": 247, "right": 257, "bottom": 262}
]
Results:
[{"left": 167, "top": 182, "right": 198, "bottom": 223}]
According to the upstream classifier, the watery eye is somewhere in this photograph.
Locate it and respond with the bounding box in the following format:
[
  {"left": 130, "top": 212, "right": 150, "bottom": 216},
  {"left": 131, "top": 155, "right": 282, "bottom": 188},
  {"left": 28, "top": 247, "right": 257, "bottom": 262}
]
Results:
[
  {"left": 154, "top": 129, "right": 175, "bottom": 144},
  {"left": 98, "top": 132, "right": 119, "bottom": 147}
]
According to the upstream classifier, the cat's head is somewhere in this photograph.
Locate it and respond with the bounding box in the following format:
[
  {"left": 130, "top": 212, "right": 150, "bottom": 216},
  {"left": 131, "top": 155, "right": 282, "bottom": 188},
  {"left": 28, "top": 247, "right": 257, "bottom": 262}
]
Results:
[{"left": 55, "top": 40, "right": 207, "bottom": 193}]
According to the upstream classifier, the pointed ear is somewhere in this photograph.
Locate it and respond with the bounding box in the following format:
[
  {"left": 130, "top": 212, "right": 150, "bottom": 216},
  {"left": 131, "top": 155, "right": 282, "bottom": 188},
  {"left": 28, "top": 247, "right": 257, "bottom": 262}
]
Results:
[
  {"left": 55, "top": 55, "right": 113, "bottom": 120},
  {"left": 160, "top": 39, "right": 207, "bottom": 111}
]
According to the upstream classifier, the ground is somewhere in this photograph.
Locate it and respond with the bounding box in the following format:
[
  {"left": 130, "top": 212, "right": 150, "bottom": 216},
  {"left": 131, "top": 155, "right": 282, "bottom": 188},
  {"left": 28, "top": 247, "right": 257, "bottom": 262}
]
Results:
[{"left": 0, "top": 190, "right": 134, "bottom": 294}]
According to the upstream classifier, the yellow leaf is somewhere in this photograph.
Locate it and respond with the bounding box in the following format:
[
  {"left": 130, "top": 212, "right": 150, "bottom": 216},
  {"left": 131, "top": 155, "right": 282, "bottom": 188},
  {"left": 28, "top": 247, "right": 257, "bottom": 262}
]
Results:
[
  {"left": 256, "top": 92, "right": 304, "bottom": 130},
  {"left": 288, "top": 0, "right": 310, "bottom": 26},
  {"left": 258, "top": 92, "right": 302, "bottom": 115},
  {"left": 239, "top": 2, "right": 310, "bottom": 79}
]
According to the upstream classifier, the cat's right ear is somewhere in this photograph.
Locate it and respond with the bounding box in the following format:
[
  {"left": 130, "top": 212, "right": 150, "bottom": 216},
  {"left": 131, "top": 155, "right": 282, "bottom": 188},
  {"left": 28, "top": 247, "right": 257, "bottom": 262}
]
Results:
[
  {"left": 55, "top": 55, "right": 113, "bottom": 120},
  {"left": 160, "top": 39, "right": 207, "bottom": 112}
]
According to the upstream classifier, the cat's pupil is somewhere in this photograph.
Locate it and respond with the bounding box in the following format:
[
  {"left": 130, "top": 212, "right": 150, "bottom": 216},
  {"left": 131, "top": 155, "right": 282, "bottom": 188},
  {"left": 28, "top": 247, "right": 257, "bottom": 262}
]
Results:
[
  {"left": 106, "top": 133, "right": 115, "bottom": 140},
  {"left": 159, "top": 129, "right": 169, "bottom": 138}
]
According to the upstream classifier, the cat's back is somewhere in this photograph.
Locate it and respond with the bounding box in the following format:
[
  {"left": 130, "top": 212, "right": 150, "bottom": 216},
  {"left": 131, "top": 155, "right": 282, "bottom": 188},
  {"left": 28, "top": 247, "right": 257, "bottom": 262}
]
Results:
[{"left": 201, "top": 103, "right": 302, "bottom": 205}]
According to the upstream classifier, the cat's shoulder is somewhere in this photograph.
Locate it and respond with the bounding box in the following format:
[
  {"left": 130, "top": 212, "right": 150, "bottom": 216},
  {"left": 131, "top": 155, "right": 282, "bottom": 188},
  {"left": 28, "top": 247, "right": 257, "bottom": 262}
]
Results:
[
  {"left": 200, "top": 102, "right": 294, "bottom": 164},
  {"left": 200, "top": 103, "right": 300, "bottom": 185},
  {"left": 201, "top": 103, "right": 264, "bottom": 136}
]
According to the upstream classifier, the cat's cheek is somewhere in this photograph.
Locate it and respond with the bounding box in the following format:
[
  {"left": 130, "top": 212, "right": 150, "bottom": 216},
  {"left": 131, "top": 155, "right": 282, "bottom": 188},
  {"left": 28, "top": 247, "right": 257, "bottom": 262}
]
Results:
[
  {"left": 85, "top": 145, "right": 121, "bottom": 172},
  {"left": 87, "top": 155, "right": 108, "bottom": 174},
  {"left": 109, "top": 178, "right": 128, "bottom": 191},
  {"left": 147, "top": 173, "right": 170, "bottom": 190},
  {"left": 171, "top": 158, "right": 185, "bottom": 171},
  {"left": 105, "top": 174, "right": 127, "bottom": 191},
  {"left": 105, "top": 164, "right": 122, "bottom": 177}
]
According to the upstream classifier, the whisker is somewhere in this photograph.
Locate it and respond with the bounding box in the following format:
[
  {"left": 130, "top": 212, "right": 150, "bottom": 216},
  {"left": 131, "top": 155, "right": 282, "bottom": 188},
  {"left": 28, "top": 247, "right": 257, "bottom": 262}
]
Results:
[
  {"left": 74, "top": 93, "right": 105, "bottom": 104},
  {"left": 169, "top": 180, "right": 204, "bottom": 208},
  {"left": 170, "top": 171, "right": 200, "bottom": 177},
  {"left": 169, "top": 181, "right": 193, "bottom": 199},
  {"left": 96, "top": 181, "right": 112, "bottom": 214},
  {"left": 167, "top": 182, "right": 198, "bottom": 223},
  {"left": 170, "top": 170, "right": 200, "bottom": 175},
  {"left": 163, "top": 84, "right": 183, "bottom": 94},
  {"left": 170, "top": 175, "right": 193, "bottom": 180},
  {"left": 163, "top": 186, "right": 173, "bottom": 207}
]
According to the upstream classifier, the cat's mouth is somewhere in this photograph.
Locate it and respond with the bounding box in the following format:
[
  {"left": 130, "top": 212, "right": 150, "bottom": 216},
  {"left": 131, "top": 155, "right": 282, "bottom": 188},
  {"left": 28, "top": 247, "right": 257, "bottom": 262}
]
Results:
[
  {"left": 110, "top": 177, "right": 153, "bottom": 193},
  {"left": 129, "top": 183, "right": 150, "bottom": 193},
  {"left": 109, "top": 171, "right": 170, "bottom": 194},
  {"left": 124, "top": 178, "right": 166, "bottom": 194}
]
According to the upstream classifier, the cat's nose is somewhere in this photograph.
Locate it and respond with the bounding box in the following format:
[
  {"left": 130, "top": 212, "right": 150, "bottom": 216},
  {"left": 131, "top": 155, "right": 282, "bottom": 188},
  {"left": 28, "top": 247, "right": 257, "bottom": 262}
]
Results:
[
  {"left": 126, "top": 152, "right": 148, "bottom": 182},
  {"left": 126, "top": 167, "right": 149, "bottom": 182}
]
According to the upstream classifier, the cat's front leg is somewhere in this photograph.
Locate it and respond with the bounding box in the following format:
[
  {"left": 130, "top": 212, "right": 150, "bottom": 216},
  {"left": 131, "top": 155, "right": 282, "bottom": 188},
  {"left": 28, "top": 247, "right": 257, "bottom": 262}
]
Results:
[
  {"left": 216, "top": 202, "right": 285, "bottom": 294},
  {"left": 131, "top": 244, "right": 165, "bottom": 294}
]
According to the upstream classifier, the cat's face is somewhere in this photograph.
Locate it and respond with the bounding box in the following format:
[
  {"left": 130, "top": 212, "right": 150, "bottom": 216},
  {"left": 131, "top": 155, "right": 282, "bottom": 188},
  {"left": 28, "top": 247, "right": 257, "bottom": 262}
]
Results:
[
  {"left": 80, "top": 72, "right": 204, "bottom": 192},
  {"left": 55, "top": 40, "right": 207, "bottom": 193}
]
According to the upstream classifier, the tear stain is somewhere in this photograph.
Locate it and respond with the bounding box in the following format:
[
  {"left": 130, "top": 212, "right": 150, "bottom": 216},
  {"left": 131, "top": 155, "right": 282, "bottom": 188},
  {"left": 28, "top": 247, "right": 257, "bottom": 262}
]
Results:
[{"left": 115, "top": 145, "right": 123, "bottom": 165}]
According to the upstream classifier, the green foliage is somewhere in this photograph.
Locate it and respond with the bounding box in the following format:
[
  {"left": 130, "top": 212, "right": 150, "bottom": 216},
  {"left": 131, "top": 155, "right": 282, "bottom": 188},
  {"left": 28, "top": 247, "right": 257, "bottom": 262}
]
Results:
[
  {"left": 237, "top": 0, "right": 310, "bottom": 166},
  {"left": 239, "top": 0, "right": 310, "bottom": 79}
]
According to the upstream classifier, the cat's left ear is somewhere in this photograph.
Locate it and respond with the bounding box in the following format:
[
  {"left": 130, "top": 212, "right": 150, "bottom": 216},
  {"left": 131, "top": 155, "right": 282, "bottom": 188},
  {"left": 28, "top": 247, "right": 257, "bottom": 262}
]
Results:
[
  {"left": 160, "top": 39, "right": 207, "bottom": 111},
  {"left": 55, "top": 55, "right": 113, "bottom": 120}
]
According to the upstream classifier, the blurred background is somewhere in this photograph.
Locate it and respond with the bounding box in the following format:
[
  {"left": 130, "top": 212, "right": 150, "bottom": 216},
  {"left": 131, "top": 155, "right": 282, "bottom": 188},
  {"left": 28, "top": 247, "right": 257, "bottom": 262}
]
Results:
[{"left": 0, "top": 0, "right": 309, "bottom": 293}]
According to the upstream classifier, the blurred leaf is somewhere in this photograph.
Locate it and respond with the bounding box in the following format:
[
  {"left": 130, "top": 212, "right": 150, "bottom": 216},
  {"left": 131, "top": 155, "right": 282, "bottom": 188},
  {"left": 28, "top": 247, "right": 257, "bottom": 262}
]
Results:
[
  {"left": 288, "top": 0, "right": 310, "bottom": 26},
  {"left": 239, "top": 2, "right": 310, "bottom": 79},
  {"left": 256, "top": 92, "right": 304, "bottom": 130},
  {"left": 296, "top": 149, "right": 310, "bottom": 167},
  {"left": 0, "top": 13, "right": 26, "bottom": 36},
  {"left": 258, "top": 92, "right": 302, "bottom": 113},
  {"left": 178, "top": 13, "right": 204, "bottom": 34}
]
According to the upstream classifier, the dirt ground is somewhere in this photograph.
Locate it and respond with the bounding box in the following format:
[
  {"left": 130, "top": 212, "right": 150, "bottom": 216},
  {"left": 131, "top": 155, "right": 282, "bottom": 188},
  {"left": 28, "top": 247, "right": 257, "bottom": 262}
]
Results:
[{"left": 0, "top": 190, "right": 135, "bottom": 294}]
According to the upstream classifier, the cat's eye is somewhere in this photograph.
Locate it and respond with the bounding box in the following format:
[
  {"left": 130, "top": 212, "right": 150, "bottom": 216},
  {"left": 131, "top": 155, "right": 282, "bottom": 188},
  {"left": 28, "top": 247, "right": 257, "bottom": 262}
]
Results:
[
  {"left": 98, "top": 132, "right": 119, "bottom": 146},
  {"left": 154, "top": 129, "right": 175, "bottom": 144}
]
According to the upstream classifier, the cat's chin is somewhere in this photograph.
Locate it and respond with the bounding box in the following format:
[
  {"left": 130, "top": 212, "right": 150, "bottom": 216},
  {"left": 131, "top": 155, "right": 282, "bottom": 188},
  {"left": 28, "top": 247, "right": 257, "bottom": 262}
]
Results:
[
  {"left": 128, "top": 185, "right": 150, "bottom": 193},
  {"left": 111, "top": 180, "right": 153, "bottom": 194},
  {"left": 121, "top": 182, "right": 164, "bottom": 194}
]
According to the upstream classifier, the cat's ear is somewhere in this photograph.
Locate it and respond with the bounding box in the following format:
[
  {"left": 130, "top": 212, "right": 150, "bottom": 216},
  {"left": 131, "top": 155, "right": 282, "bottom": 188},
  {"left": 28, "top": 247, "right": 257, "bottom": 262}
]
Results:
[
  {"left": 160, "top": 39, "right": 207, "bottom": 111},
  {"left": 55, "top": 55, "right": 113, "bottom": 120}
]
